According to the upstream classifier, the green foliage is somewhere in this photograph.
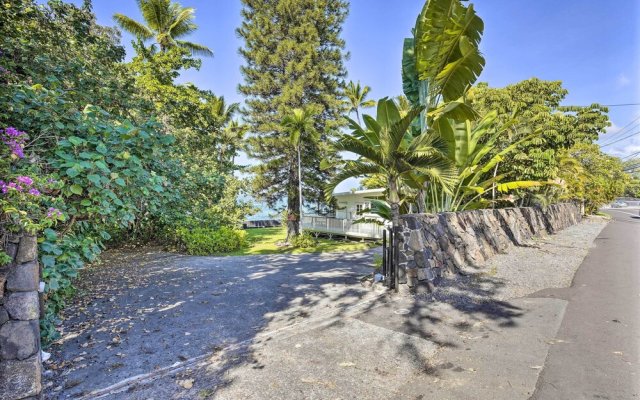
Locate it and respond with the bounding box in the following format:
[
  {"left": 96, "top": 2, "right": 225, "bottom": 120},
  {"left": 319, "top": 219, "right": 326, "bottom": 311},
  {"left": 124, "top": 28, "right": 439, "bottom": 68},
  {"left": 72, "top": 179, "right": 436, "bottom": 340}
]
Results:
[
  {"left": 176, "top": 226, "right": 247, "bottom": 255},
  {"left": 238, "top": 0, "right": 349, "bottom": 215},
  {"left": 468, "top": 79, "right": 610, "bottom": 181},
  {"left": 127, "top": 45, "right": 253, "bottom": 235},
  {"left": 0, "top": 0, "right": 136, "bottom": 116},
  {"left": 0, "top": 251, "right": 11, "bottom": 266},
  {"left": 372, "top": 254, "right": 383, "bottom": 272},
  {"left": 290, "top": 232, "right": 317, "bottom": 248},
  {"left": 559, "top": 143, "right": 628, "bottom": 213}
]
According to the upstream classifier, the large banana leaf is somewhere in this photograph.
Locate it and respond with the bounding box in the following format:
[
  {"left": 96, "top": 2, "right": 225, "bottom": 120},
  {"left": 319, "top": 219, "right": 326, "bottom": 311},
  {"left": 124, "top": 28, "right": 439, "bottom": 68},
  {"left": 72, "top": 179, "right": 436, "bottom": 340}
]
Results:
[
  {"left": 496, "top": 181, "right": 545, "bottom": 193},
  {"left": 427, "top": 100, "right": 478, "bottom": 123},
  {"left": 436, "top": 110, "right": 497, "bottom": 169},
  {"left": 413, "top": 0, "right": 485, "bottom": 102},
  {"left": 402, "top": 38, "right": 419, "bottom": 105}
]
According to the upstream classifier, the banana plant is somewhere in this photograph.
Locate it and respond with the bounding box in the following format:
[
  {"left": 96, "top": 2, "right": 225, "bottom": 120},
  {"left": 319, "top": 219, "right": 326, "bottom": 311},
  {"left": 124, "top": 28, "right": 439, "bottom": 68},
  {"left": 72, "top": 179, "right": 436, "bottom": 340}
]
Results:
[
  {"left": 402, "top": 0, "right": 485, "bottom": 124},
  {"left": 426, "top": 112, "right": 552, "bottom": 211},
  {"left": 325, "top": 98, "right": 457, "bottom": 233},
  {"left": 399, "top": 0, "right": 486, "bottom": 209}
]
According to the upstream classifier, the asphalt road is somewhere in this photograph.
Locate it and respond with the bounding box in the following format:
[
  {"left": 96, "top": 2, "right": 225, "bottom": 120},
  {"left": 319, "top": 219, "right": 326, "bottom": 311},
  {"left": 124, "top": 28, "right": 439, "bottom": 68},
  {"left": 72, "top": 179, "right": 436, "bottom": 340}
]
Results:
[{"left": 530, "top": 208, "right": 640, "bottom": 400}]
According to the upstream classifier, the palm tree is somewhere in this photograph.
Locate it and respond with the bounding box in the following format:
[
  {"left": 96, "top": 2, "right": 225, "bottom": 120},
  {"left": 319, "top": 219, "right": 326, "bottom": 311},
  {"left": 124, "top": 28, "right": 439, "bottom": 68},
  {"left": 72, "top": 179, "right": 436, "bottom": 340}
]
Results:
[
  {"left": 344, "top": 81, "right": 375, "bottom": 124},
  {"left": 282, "top": 108, "right": 317, "bottom": 240},
  {"left": 326, "top": 98, "right": 456, "bottom": 283},
  {"left": 114, "top": 0, "right": 213, "bottom": 57}
]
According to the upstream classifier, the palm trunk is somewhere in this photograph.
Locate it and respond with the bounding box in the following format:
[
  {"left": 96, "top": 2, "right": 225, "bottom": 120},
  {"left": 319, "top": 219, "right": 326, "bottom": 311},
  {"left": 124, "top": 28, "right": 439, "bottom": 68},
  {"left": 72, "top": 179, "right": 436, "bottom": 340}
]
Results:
[
  {"left": 286, "top": 150, "right": 300, "bottom": 242},
  {"left": 389, "top": 176, "right": 402, "bottom": 291},
  {"left": 297, "top": 143, "right": 303, "bottom": 232},
  {"left": 417, "top": 182, "right": 428, "bottom": 213}
]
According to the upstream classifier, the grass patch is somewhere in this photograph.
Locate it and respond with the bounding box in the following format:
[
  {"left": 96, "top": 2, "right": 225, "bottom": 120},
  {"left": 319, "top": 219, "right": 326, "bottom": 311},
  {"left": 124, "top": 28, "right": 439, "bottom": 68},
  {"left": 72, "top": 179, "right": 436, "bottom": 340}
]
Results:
[{"left": 227, "top": 227, "right": 378, "bottom": 256}]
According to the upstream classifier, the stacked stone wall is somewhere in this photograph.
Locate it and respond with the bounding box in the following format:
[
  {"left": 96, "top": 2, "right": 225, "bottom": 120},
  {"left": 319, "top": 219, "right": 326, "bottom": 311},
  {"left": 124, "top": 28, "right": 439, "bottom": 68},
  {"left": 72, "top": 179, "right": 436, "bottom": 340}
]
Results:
[
  {"left": 0, "top": 234, "right": 42, "bottom": 400},
  {"left": 398, "top": 203, "right": 582, "bottom": 287}
]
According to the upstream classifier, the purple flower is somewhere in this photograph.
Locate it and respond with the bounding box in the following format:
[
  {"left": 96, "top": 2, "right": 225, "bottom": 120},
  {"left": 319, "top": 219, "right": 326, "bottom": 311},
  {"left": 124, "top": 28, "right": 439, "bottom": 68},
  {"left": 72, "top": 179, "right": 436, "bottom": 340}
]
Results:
[
  {"left": 16, "top": 176, "right": 33, "bottom": 186},
  {"left": 1, "top": 127, "right": 27, "bottom": 159},
  {"left": 28, "top": 188, "right": 40, "bottom": 196},
  {"left": 0, "top": 180, "right": 6, "bottom": 194},
  {"left": 47, "top": 207, "right": 63, "bottom": 218},
  {"left": 3, "top": 127, "right": 24, "bottom": 138}
]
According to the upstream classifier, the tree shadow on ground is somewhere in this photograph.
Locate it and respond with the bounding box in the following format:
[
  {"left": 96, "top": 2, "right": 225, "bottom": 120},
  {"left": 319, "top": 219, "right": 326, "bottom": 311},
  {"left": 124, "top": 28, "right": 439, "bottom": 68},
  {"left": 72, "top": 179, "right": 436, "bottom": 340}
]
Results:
[
  {"left": 45, "top": 248, "right": 386, "bottom": 399},
  {"left": 47, "top": 243, "right": 534, "bottom": 399}
]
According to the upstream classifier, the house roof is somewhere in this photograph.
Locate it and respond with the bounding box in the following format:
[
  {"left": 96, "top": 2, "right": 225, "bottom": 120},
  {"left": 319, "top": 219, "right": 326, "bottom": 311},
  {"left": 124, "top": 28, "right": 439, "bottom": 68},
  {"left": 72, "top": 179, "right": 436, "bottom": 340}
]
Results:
[{"left": 333, "top": 188, "right": 385, "bottom": 197}]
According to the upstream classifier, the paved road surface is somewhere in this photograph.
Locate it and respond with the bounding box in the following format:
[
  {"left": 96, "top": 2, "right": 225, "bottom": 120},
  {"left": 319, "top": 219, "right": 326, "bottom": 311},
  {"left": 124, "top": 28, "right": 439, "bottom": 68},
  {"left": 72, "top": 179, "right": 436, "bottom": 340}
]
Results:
[{"left": 531, "top": 208, "right": 640, "bottom": 400}]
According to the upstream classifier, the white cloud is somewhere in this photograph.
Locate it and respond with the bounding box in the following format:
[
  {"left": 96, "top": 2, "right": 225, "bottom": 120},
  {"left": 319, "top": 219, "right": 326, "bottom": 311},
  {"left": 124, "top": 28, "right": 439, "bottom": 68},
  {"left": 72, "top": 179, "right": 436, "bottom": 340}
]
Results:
[
  {"left": 616, "top": 73, "right": 631, "bottom": 88},
  {"left": 605, "top": 122, "right": 621, "bottom": 135},
  {"left": 603, "top": 134, "right": 640, "bottom": 158}
]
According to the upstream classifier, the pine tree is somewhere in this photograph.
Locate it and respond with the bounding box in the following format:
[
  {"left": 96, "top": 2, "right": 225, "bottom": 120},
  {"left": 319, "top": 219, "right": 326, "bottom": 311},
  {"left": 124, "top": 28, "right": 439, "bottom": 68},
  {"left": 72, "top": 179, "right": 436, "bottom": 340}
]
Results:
[{"left": 237, "top": 0, "right": 348, "bottom": 237}]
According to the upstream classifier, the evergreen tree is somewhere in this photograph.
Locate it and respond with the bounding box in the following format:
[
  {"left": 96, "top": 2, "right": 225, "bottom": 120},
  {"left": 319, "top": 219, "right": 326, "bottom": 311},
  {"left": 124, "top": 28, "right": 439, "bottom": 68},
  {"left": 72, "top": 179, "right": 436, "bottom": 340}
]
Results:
[{"left": 237, "top": 0, "right": 349, "bottom": 236}]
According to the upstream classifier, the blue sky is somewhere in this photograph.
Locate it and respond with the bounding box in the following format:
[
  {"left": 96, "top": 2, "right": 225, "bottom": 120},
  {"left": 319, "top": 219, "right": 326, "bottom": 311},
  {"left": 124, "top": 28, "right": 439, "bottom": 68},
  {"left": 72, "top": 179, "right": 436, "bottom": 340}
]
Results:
[{"left": 67, "top": 0, "right": 639, "bottom": 166}]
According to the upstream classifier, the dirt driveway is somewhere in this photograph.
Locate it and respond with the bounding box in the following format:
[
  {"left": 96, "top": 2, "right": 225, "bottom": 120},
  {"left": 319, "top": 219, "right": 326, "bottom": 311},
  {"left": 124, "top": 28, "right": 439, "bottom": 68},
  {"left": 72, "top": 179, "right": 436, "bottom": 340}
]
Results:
[{"left": 45, "top": 248, "right": 381, "bottom": 399}]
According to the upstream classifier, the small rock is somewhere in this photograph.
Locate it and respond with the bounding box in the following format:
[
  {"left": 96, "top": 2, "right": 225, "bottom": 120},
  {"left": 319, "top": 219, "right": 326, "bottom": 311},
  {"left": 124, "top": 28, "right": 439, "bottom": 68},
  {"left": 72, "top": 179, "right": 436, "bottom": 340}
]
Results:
[
  {"left": 177, "top": 379, "right": 194, "bottom": 389},
  {"left": 338, "top": 362, "right": 356, "bottom": 367}
]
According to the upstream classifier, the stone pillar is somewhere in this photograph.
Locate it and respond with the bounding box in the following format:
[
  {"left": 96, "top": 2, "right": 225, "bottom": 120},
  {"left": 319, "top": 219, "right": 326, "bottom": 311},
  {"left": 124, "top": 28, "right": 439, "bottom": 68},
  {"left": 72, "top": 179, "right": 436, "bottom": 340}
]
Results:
[{"left": 0, "top": 234, "right": 42, "bottom": 400}]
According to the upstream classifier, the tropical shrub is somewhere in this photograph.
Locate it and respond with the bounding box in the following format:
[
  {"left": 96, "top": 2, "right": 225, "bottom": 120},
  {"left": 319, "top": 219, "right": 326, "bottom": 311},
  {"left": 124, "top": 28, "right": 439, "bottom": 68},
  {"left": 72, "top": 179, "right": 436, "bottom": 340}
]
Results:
[
  {"left": 559, "top": 143, "right": 628, "bottom": 213},
  {"left": 290, "top": 232, "right": 317, "bottom": 249},
  {"left": 176, "top": 226, "right": 247, "bottom": 255}
]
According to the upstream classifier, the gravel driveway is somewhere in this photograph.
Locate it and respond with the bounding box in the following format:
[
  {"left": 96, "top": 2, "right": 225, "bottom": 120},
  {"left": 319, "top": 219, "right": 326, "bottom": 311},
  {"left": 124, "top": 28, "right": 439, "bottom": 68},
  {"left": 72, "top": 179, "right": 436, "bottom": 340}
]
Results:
[{"left": 44, "top": 249, "right": 380, "bottom": 399}]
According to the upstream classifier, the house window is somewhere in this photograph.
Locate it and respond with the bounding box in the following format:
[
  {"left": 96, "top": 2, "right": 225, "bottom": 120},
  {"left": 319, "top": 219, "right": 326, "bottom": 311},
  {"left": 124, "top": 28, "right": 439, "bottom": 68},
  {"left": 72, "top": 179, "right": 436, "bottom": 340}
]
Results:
[{"left": 355, "top": 202, "right": 370, "bottom": 214}]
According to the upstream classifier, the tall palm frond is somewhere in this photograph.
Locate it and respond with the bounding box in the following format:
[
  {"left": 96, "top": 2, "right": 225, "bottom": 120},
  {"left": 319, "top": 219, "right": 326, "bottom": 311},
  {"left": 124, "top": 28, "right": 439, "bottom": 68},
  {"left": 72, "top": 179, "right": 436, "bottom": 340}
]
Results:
[
  {"left": 114, "top": 0, "right": 212, "bottom": 56},
  {"left": 344, "top": 80, "right": 376, "bottom": 123},
  {"left": 113, "top": 14, "right": 154, "bottom": 39}
]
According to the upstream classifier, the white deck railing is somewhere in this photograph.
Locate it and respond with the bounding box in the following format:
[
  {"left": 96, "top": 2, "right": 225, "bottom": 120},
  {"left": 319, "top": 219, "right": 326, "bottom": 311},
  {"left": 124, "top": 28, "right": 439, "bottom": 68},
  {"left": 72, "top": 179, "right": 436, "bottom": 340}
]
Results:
[{"left": 301, "top": 215, "right": 384, "bottom": 239}]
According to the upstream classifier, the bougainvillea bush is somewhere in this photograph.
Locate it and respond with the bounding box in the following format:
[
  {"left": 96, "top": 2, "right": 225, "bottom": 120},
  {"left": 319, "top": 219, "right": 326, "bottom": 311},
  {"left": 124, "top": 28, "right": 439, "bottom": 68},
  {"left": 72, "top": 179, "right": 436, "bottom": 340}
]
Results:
[
  {"left": 0, "top": 126, "right": 64, "bottom": 238},
  {"left": 1, "top": 82, "right": 184, "bottom": 343}
]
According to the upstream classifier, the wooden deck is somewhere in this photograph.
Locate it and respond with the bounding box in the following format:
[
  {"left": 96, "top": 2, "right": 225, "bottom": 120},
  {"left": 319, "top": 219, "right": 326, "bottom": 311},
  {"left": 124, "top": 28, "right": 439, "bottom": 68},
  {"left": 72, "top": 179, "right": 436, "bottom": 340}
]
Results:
[{"left": 302, "top": 215, "right": 384, "bottom": 239}]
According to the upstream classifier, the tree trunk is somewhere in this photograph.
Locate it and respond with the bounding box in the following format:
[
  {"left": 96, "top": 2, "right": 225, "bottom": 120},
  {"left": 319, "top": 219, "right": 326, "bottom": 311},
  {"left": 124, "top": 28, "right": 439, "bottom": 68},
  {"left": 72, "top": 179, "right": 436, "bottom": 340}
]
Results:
[
  {"left": 297, "top": 144, "right": 303, "bottom": 230},
  {"left": 417, "top": 182, "right": 428, "bottom": 214},
  {"left": 286, "top": 150, "right": 300, "bottom": 242},
  {"left": 388, "top": 176, "right": 402, "bottom": 291}
]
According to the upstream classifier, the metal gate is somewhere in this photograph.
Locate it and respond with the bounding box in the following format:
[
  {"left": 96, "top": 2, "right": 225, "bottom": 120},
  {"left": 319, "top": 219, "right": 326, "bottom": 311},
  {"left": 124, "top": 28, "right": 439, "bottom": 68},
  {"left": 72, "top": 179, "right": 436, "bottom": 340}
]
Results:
[{"left": 381, "top": 227, "right": 398, "bottom": 290}]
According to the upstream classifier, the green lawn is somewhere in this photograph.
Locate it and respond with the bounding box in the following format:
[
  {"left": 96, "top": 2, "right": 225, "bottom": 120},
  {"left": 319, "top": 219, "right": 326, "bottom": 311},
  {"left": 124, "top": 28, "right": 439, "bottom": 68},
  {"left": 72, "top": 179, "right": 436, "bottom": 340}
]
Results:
[{"left": 228, "top": 227, "right": 379, "bottom": 256}]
